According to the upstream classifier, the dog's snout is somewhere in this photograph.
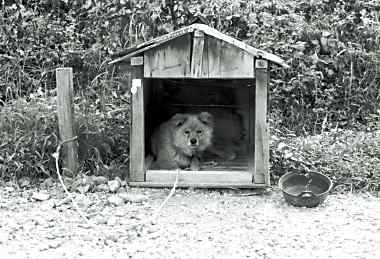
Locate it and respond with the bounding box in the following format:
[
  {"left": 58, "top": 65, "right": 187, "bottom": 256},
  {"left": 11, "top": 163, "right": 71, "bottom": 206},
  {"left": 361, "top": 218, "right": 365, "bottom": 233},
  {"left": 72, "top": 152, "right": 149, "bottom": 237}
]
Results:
[{"left": 190, "top": 138, "right": 197, "bottom": 145}]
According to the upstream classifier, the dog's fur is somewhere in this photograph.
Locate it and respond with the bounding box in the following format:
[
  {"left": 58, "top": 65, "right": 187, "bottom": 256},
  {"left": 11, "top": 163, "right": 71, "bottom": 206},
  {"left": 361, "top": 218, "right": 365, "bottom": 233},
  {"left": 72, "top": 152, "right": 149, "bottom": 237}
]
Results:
[{"left": 150, "top": 112, "right": 213, "bottom": 170}]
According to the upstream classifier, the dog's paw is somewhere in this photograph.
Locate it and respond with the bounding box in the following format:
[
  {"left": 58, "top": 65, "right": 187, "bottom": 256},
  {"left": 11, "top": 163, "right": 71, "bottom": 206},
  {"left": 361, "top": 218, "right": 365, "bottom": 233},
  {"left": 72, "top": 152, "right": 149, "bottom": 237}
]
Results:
[{"left": 189, "top": 157, "right": 201, "bottom": 171}]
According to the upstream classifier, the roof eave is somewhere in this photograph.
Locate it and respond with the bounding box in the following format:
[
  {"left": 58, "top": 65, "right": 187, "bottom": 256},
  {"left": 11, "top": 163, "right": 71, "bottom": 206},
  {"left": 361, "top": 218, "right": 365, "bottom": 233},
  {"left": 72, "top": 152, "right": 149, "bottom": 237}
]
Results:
[{"left": 109, "top": 23, "right": 289, "bottom": 68}]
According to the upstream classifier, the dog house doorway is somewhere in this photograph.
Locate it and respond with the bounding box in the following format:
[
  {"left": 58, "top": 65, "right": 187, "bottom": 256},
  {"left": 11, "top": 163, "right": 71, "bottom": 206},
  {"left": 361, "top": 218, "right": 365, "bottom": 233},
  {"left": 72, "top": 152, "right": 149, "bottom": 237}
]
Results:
[{"left": 145, "top": 79, "right": 251, "bottom": 173}]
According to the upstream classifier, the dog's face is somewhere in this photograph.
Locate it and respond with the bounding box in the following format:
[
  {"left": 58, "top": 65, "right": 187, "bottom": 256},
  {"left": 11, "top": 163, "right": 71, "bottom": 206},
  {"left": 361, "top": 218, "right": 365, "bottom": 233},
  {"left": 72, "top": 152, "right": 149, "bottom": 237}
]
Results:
[{"left": 171, "top": 112, "right": 213, "bottom": 156}]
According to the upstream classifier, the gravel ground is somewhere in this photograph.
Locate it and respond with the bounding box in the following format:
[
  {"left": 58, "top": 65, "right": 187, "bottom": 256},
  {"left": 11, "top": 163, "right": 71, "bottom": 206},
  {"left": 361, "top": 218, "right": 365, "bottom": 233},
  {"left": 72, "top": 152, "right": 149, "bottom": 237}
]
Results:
[{"left": 1, "top": 185, "right": 380, "bottom": 259}]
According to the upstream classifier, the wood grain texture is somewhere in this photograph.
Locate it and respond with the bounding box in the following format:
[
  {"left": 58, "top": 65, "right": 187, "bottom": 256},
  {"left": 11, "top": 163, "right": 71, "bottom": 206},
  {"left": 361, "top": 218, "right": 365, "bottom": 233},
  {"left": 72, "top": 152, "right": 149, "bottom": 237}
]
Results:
[
  {"left": 205, "top": 36, "right": 255, "bottom": 78},
  {"left": 254, "top": 59, "right": 270, "bottom": 185},
  {"left": 56, "top": 67, "right": 78, "bottom": 177},
  {"left": 110, "top": 24, "right": 288, "bottom": 68},
  {"left": 130, "top": 65, "right": 145, "bottom": 182},
  {"left": 248, "top": 78, "right": 255, "bottom": 181},
  {"left": 144, "top": 34, "right": 191, "bottom": 78},
  {"left": 146, "top": 170, "right": 252, "bottom": 184},
  {"left": 191, "top": 30, "right": 205, "bottom": 77},
  {"left": 129, "top": 181, "right": 268, "bottom": 188}
]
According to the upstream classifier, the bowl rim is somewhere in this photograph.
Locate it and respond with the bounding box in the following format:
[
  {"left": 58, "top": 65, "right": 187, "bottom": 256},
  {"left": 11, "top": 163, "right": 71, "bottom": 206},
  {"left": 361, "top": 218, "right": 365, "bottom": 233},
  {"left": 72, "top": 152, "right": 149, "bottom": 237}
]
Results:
[{"left": 278, "top": 171, "right": 333, "bottom": 197}]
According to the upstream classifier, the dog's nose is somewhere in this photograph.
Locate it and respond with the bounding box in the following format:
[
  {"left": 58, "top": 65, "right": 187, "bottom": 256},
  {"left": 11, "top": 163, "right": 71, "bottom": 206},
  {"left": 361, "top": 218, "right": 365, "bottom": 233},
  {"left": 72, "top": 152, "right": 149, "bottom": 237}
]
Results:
[{"left": 190, "top": 138, "right": 197, "bottom": 145}]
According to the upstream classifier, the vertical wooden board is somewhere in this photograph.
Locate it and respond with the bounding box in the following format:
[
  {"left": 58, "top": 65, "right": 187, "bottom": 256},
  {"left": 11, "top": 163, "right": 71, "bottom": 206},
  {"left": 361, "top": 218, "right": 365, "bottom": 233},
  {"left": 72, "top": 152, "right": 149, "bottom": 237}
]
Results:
[
  {"left": 201, "top": 36, "right": 209, "bottom": 78},
  {"left": 130, "top": 65, "right": 145, "bottom": 182},
  {"left": 248, "top": 81, "right": 255, "bottom": 180},
  {"left": 206, "top": 36, "right": 221, "bottom": 77},
  {"left": 144, "top": 34, "right": 191, "bottom": 78},
  {"left": 253, "top": 59, "right": 270, "bottom": 184},
  {"left": 191, "top": 30, "right": 205, "bottom": 77},
  {"left": 206, "top": 37, "right": 255, "bottom": 78},
  {"left": 56, "top": 67, "right": 78, "bottom": 177}
]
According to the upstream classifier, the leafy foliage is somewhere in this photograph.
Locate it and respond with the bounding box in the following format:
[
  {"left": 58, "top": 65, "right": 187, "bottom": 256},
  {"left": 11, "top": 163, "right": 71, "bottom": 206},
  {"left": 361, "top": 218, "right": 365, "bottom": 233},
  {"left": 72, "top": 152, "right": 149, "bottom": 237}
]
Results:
[
  {"left": 1, "top": 0, "right": 379, "bottom": 132},
  {"left": 0, "top": 89, "right": 129, "bottom": 180},
  {"left": 270, "top": 127, "right": 380, "bottom": 192},
  {"left": 0, "top": 0, "right": 379, "bottom": 188}
]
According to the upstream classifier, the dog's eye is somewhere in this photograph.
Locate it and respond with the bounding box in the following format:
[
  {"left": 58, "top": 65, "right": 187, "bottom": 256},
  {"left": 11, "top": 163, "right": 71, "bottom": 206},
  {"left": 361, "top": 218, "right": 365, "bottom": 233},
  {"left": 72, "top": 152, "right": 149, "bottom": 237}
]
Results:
[
  {"left": 184, "top": 130, "right": 190, "bottom": 135},
  {"left": 197, "top": 130, "right": 202, "bottom": 134}
]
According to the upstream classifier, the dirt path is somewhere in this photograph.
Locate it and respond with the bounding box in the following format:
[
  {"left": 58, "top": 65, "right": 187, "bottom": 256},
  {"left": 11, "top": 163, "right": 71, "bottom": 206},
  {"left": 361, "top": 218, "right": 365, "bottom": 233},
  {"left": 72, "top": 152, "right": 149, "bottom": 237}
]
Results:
[{"left": 1, "top": 185, "right": 380, "bottom": 259}]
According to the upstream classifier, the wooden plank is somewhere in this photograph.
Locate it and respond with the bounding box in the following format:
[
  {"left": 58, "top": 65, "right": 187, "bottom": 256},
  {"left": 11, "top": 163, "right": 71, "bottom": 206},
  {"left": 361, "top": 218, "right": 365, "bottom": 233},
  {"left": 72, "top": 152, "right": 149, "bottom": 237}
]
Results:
[
  {"left": 128, "top": 181, "right": 268, "bottom": 189},
  {"left": 56, "top": 67, "right": 78, "bottom": 177},
  {"left": 131, "top": 56, "right": 144, "bottom": 66},
  {"left": 201, "top": 35, "right": 209, "bottom": 78},
  {"left": 253, "top": 59, "right": 270, "bottom": 185},
  {"left": 146, "top": 170, "right": 252, "bottom": 184},
  {"left": 191, "top": 30, "right": 205, "bottom": 77},
  {"left": 206, "top": 36, "right": 255, "bottom": 78},
  {"left": 130, "top": 65, "right": 145, "bottom": 182},
  {"left": 109, "top": 26, "right": 195, "bottom": 65},
  {"left": 144, "top": 34, "right": 191, "bottom": 78},
  {"left": 248, "top": 76, "right": 255, "bottom": 180}
]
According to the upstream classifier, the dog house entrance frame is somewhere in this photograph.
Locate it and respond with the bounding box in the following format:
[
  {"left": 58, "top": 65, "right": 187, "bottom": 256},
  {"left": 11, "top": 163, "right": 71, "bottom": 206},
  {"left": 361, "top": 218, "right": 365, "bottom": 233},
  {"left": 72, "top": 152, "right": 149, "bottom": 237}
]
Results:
[{"left": 111, "top": 24, "right": 288, "bottom": 188}]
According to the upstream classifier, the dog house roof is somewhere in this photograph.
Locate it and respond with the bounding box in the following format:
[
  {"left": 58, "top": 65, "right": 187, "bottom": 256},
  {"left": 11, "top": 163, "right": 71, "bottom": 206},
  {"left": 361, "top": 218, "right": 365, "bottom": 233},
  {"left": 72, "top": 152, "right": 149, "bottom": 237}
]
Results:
[{"left": 109, "top": 23, "right": 288, "bottom": 68}]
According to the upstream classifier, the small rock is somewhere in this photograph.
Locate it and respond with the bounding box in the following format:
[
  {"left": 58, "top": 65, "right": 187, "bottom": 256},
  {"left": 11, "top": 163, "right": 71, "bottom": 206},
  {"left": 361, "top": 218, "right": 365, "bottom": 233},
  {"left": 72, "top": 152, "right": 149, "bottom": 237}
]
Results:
[
  {"left": 107, "top": 216, "right": 118, "bottom": 226},
  {"left": 48, "top": 240, "right": 62, "bottom": 249},
  {"left": 118, "top": 193, "right": 148, "bottom": 203},
  {"left": 94, "top": 183, "right": 109, "bottom": 192},
  {"left": 76, "top": 184, "right": 91, "bottom": 194},
  {"left": 40, "top": 199, "right": 57, "bottom": 210},
  {"left": 95, "top": 216, "right": 108, "bottom": 225},
  {"left": 22, "top": 220, "right": 36, "bottom": 232},
  {"left": 71, "top": 176, "right": 94, "bottom": 193},
  {"left": 117, "top": 187, "right": 127, "bottom": 193},
  {"left": 108, "top": 180, "right": 121, "bottom": 193},
  {"left": 55, "top": 197, "right": 71, "bottom": 207},
  {"left": 4, "top": 186, "right": 15, "bottom": 192},
  {"left": 115, "top": 210, "right": 125, "bottom": 217},
  {"left": 0, "top": 233, "right": 8, "bottom": 244},
  {"left": 32, "top": 192, "right": 50, "bottom": 201},
  {"left": 107, "top": 195, "right": 125, "bottom": 206},
  {"left": 91, "top": 176, "right": 108, "bottom": 185},
  {"left": 39, "top": 243, "right": 50, "bottom": 251},
  {"left": 41, "top": 178, "right": 55, "bottom": 189},
  {"left": 74, "top": 194, "right": 93, "bottom": 209},
  {"left": 106, "top": 233, "right": 119, "bottom": 242},
  {"left": 82, "top": 235, "right": 94, "bottom": 242},
  {"left": 18, "top": 177, "right": 31, "bottom": 188}
]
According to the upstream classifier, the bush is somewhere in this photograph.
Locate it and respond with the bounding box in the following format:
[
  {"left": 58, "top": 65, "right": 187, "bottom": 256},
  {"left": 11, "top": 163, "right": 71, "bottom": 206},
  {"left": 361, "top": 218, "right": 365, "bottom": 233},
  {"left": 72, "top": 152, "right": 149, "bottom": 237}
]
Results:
[
  {"left": 0, "top": 88, "right": 130, "bottom": 180},
  {"left": 0, "top": 96, "right": 58, "bottom": 179},
  {"left": 270, "top": 128, "right": 380, "bottom": 192},
  {"left": 1, "top": 0, "right": 379, "bottom": 134}
]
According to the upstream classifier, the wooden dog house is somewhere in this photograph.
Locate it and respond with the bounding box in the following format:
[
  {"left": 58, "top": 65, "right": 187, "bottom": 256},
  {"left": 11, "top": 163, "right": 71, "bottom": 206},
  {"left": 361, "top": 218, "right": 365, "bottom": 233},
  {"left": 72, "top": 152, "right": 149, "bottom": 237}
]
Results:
[{"left": 110, "top": 24, "right": 288, "bottom": 188}]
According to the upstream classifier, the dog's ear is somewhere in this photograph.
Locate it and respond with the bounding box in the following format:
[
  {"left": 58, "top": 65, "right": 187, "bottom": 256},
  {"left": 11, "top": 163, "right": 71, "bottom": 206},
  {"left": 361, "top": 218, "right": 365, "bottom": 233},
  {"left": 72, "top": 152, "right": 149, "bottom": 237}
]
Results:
[
  {"left": 198, "top": 112, "right": 213, "bottom": 126},
  {"left": 171, "top": 113, "right": 188, "bottom": 127}
]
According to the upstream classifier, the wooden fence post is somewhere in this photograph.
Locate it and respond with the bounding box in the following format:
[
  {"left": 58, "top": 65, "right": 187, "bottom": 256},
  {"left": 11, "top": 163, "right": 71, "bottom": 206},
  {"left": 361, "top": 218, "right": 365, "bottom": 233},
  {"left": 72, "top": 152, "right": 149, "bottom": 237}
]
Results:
[{"left": 56, "top": 67, "right": 78, "bottom": 177}]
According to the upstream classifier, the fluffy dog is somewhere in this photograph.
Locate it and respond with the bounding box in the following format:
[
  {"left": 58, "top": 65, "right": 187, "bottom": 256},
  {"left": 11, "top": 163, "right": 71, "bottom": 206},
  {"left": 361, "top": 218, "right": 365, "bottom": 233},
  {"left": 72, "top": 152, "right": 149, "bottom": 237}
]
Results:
[{"left": 150, "top": 112, "right": 213, "bottom": 170}]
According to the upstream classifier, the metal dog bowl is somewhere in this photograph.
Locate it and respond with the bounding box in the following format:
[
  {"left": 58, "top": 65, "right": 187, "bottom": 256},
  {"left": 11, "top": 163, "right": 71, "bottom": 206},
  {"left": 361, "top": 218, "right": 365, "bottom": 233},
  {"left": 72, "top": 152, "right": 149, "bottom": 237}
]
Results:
[{"left": 278, "top": 171, "right": 333, "bottom": 208}]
